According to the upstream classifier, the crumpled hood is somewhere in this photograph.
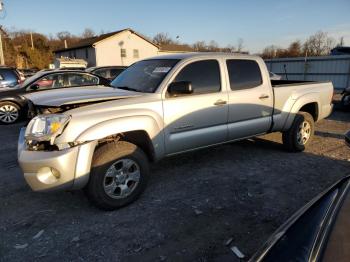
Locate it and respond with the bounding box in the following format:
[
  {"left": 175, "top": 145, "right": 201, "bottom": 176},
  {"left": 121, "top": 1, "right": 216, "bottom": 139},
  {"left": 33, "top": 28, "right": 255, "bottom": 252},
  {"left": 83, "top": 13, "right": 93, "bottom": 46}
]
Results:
[{"left": 24, "top": 85, "right": 140, "bottom": 107}]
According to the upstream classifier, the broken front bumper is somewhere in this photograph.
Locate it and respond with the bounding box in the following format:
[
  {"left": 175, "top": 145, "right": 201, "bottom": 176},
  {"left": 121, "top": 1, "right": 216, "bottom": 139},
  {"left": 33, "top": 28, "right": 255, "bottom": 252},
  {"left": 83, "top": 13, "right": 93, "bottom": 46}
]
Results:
[{"left": 18, "top": 127, "right": 97, "bottom": 192}]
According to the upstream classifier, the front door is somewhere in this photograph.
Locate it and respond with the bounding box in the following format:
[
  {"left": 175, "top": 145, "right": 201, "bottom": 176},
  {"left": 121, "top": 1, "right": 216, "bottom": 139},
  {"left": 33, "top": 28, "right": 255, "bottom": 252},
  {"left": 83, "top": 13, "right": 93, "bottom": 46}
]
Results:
[{"left": 163, "top": 59, "right": 229, "bottom": 154}]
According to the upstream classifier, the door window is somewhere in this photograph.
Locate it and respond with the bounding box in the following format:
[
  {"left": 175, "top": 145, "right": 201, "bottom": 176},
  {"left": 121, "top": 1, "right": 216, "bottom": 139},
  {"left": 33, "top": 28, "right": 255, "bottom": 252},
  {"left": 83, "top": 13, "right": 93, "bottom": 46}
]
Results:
[
  {"left": 226, "top": 60, "right": 262, "bottom": 90},
  {"left": 94, "top": 68, "right": 109, "bottom": 79},
  {"left": 67, "top": 73, "right": 99, "bottom": 86},
  {"left": 33, "top": 74, "right": 66, "bottom": 90},
  {"left": 173, "top": 60, "right": 221, "bottom": 94}
]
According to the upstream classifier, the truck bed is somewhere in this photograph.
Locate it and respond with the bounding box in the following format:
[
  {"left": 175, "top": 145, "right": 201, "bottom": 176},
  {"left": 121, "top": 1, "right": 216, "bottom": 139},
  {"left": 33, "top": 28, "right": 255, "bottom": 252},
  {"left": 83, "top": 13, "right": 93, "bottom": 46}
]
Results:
[{"left": 271, "top": 80, "right": 333, "bottom": 131}]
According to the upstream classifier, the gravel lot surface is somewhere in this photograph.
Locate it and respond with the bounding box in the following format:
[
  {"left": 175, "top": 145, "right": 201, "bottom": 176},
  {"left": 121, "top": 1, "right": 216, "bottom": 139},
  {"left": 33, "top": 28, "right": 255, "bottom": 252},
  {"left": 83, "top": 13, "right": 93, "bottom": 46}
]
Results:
[{"left": 0, "top": 108, "right": 349, "bottom": 261}]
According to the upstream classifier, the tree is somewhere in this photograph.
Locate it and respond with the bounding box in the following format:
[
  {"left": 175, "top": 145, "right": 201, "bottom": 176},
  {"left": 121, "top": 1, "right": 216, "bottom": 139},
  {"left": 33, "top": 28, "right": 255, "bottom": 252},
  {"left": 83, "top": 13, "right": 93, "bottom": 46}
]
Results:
[
  {"left": 153, "top": 32, "right": 174, "bottom": 45},
  {"left": 237, "top": 38, "right": 244, "bottom": 52},
  {"left": 82, "top": 28, "right": 95, "bottom": 38},
  {"left": 261, "top": 45, "right": 278, "bottom": 58},
  {"left": 56, "top": 31, "right": 72, "bottom": 41},
  {"left": 192, "top": 41, "right": 207, "bottom": 51},
  {"left": 303, "top": 31, "right": 335, "bottom": 56},
  {"left": 287, "top": 41, "right": 302, "bottom": 57},
  {"left": 337, "top": 36, "right": 345, "bottom": 47},
  {"left": 207, "top": 40, "right": 219, "bottom": 51}
]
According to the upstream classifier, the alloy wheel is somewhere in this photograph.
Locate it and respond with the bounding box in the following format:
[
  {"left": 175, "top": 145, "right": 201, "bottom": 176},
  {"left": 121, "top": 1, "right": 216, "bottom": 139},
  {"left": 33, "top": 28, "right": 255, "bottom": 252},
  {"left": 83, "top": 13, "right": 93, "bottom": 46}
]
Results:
[
  {"left": 0, "top": 104, "right": 19, "bottom": 123},
  {"left": 103, "top": 158, "right": 140, "bottom": 199},
  {"left": 297, "top": 120, "right": 311, "bottom": 145}
]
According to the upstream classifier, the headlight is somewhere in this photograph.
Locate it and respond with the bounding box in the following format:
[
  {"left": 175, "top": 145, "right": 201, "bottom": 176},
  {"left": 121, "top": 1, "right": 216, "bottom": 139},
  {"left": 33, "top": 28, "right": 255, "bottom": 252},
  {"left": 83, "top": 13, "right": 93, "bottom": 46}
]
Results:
[{"left": 25, "top": 114, "right": 71, "bottom": 144}]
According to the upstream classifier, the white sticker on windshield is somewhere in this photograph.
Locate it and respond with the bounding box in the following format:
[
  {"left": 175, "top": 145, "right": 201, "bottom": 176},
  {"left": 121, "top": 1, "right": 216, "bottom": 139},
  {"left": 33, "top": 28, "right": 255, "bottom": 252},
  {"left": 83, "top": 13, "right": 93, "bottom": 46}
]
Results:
[{"left": 152, "top": 67, "right": 171, "bottom": 73}]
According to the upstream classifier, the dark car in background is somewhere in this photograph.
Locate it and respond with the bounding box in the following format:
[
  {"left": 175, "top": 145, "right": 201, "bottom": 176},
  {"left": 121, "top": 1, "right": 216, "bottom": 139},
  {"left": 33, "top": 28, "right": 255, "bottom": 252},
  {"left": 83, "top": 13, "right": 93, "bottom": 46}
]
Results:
[
  {"left": 249, "top": 176, "right": 350, "bottom": 262},
  {"left": 86, "top": 66, "right": 127, "bottom": 80},
  {"left": 18, "top": 68, "right": 39, "bottom": 78},
  {"left": 345, "top": 130, "right": 350, "bottom": 147},
  {"left": 0, "top": 67, "right": 22, "bottom": 89},
  {"left": 0, "top": 70, "right": 110, "bottom": 124}
]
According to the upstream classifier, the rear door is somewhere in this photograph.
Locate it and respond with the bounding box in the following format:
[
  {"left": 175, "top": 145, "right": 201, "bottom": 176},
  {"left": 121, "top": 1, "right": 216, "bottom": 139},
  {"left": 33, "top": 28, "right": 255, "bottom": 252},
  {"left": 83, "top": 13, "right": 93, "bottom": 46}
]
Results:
[
  {"left": 226, "top": 59, "right": 273, "bottom": 140},
  {"left": 163, "top": 59, "right": 229, "bottom": 154}
]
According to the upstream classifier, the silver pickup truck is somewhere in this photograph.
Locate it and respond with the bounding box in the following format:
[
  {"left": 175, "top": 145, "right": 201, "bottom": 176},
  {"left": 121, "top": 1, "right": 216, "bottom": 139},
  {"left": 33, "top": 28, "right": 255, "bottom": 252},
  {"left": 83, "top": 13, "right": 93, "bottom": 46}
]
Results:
[{"left": 18, "top": 53, "right": 333, "bottom": 210}]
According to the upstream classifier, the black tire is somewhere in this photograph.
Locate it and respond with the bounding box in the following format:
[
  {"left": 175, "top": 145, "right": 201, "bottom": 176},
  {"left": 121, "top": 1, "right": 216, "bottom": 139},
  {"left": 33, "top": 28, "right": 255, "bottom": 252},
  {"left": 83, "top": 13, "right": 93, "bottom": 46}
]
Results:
[
  {"left": 85, "top": 141, "right": 149, "bottom": 211},
  {"left": 0, "top": 101, "right": 21, "bottom": 124},
  {"left": 282, "top": 111, "right": 314, "bottom": 152},
  {"left": 341, "top": 94, "right": 350, "bottom": 110}
]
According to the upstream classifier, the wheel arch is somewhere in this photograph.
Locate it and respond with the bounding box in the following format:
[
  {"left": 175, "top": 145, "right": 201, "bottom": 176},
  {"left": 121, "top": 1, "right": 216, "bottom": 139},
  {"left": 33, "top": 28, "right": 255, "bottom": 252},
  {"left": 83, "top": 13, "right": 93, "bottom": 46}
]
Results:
[
  {"left": 282, "top": 94, "right": 320, "bottom": 131},
  {"left": 75, "top": 115, "right": 165, "bottom": 161}
]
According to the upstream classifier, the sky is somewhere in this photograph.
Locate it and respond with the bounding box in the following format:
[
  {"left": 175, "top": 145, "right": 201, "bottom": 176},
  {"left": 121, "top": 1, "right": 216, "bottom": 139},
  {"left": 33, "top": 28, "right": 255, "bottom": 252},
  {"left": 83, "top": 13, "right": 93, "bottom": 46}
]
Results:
[{"left": 1, "top": 0, "right": 350, "bottom": 53}]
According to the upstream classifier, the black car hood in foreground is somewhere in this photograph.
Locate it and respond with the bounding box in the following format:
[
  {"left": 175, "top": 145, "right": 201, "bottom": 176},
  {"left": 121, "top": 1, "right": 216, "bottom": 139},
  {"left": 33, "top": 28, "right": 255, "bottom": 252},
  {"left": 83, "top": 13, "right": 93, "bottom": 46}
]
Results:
[
  {"left": 24, "top": 85, "right": 141, "bottom": 107},
  {"left": 249, "top": 176, "right": 350, "bottom": 262}
]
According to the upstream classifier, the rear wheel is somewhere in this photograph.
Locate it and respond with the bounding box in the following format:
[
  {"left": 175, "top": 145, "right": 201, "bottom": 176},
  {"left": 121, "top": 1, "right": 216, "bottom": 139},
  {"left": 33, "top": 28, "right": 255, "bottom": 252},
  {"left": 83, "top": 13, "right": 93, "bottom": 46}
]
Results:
[
  {"left": 0, "top": 101, "right": 21, "bottom": 124},
  {"left": 85, "top": 141, "right": 149, "bottom": 211},
  {"left": 282, "top": 112, "right": 314, "bottom": 152},
  {"left": 341, "top": 94, "right": 350, "bottom": 109}
]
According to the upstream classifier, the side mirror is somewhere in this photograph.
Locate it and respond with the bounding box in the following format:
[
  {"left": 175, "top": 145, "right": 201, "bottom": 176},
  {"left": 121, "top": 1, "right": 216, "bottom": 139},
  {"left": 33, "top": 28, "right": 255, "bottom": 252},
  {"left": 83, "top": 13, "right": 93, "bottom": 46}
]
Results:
[
  {"left": 168, "top": 81, "right": 193, "bottom": 96},
  {"left": 30, "top": 84, "right": 39, "bottom": 90}
]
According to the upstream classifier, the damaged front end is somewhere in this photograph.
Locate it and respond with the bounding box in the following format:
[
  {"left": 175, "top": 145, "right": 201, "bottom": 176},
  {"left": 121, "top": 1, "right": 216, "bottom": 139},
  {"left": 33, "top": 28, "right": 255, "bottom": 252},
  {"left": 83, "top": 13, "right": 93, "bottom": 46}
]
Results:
[{"left": 27, "top": 99, "right": 102, "bottom": 119}]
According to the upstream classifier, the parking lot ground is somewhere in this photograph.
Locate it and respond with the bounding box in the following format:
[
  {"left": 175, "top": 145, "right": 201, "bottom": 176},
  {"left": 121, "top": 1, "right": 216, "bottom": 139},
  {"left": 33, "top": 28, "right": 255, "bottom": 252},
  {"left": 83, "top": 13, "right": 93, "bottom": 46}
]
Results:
[{"left": 0, "top": 110, "right": 349, "bottom": 262}]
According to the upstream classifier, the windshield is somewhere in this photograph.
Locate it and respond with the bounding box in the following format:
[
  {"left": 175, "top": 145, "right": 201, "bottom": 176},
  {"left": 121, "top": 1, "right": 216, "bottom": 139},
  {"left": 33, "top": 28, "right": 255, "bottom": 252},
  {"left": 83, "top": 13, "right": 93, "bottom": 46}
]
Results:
[{"left": 110, "top": 59, "right": 179, "bottom": 93}]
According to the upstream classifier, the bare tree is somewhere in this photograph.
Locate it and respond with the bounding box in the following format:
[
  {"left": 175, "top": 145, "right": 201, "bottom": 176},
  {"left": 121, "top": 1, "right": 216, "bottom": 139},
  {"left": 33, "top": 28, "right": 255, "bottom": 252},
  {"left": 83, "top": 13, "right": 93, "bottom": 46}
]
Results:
[
  {"left": 82, "top": 28, "right": 95, "bottom": 38},
  {"left": 153, "top": 32, "right": 174, "bottom": 45},
  {"left": 56, "top": 31, "right": 72, "bottom": 41},
  {"left": 192, "top": 41, "right": 207, "bottom": 51},
  {"left": 207, "top": 40, "right": 219, "bottom": 51},
  {"left": 337, "top": 36, "right": 345, "bottom": 47},
  {"left": 237, "top": 38, "right": 244, "bottom": 52},
  {"left": 261, "top": 45, "right": 278, "bottom": 58},
  {"left": 303, "top": 31, "right": 335, "bottom": 56},
  {"left": 224, "top": 44, "right": 236, "bottom": 53}
]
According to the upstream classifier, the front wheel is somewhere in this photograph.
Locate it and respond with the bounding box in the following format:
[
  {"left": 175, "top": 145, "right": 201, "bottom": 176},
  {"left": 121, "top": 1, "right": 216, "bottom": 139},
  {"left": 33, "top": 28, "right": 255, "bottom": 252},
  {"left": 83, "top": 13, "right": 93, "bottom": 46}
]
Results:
[
  {"left": 85, "top": 141, "right": 149, "bottom": 211},
  {"left": 282, "top": 112, "right": 314, "bottom": 152},
  {"left": 0, "top": 101, "right": 21, "bottom": 124}
]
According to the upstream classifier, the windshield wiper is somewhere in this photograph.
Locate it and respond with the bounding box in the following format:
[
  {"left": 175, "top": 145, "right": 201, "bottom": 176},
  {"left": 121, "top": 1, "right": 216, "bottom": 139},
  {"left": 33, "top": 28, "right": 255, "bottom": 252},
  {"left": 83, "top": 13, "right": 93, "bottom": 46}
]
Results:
[{"left": 114, "top": 86, "right": 140, "bottom": 92}]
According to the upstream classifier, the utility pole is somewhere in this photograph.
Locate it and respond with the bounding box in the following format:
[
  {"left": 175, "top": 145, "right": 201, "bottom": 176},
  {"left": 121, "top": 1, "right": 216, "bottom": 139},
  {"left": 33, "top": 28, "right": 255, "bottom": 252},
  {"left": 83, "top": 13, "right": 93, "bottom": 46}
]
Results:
[
  {"left": 0, "top": 0, "right": 5, "bottom": 64},
  {"left": 0, "top": 32, "right": 5, "bottom": 65},
  {"left": 30, "top": 32, "right": 34, "bottom": 50}
]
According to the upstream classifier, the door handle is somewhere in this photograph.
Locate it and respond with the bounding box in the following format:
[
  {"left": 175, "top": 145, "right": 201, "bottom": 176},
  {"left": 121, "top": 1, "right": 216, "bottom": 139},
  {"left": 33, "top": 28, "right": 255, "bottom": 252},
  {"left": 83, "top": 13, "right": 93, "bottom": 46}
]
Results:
[
  {"left": 259, "top": 94, "right": 269, "bottom": 99},
  {"left": 214, "top": 99, "right": 227, "bottom": 106}
]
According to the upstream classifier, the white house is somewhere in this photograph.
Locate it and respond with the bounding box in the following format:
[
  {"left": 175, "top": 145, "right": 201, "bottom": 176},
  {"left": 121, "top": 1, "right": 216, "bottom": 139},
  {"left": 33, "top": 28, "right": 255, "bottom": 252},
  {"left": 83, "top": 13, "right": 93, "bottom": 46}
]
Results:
[{"left": 54, "top": 29, "right": 161, "bottom": 67}]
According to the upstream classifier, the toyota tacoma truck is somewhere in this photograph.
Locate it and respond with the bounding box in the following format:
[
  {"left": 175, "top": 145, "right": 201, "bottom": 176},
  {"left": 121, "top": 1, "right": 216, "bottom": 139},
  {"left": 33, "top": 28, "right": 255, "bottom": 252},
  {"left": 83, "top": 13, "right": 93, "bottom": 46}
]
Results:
[{"left": 18, "top": 53, "right": 333, "bottom": 210}]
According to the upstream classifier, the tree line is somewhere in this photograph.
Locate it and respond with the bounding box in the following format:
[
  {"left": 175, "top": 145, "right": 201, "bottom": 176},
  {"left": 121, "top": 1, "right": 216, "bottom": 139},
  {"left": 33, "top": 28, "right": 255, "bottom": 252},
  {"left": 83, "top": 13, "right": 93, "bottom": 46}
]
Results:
[
  {"left": 0, "top": 27, "right": 345, "bottom": 69},
  {"left": 261, "top": 31, "right": 342, "bottom": 58},
  {"left": 1, "top": 27, "right": 98, "bottom": 69}
]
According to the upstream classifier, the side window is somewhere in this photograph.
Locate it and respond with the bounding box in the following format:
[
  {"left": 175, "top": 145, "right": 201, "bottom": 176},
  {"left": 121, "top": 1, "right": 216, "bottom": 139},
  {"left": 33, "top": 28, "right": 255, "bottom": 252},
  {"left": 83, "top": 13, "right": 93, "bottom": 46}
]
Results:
[
  {"left": 173, "top": 60, "right": 221, "bottom": 94},
  {"left": 226, "top": 59, "right": 262, "bottom": 90},
  {"left": 110, "top": 68, "right": 123, "bottom": 79},
  {"left": 121, "top": 49, "right": 127, "bottom": 58},
  {"left": 67, "top": 73, "right": 99, "bottom": 87},
  {"left": 94, "top": 69, "right": 109, "bottom": 79},
  {"left": 33, "top": 74, "right": 66, "bottom": 90},
  {"left": 133, "top": 49, "right": 139, "bottom": 58}
]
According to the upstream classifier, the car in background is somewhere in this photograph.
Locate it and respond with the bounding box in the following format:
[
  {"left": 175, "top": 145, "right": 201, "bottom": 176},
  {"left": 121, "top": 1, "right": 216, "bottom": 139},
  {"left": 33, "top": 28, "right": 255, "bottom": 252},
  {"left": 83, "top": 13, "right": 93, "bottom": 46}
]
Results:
[
  {"left": 86, "top": 66, "right": 127, "bottom": 80},
  {"left": 0, "top": 67, "right": 22, "bottom": 89},
  {"left": 345, "top": 130, "right": 350, "bottom": 147},
  {"left": 18, "top": 68, "right": 39, "bottom": 78},
  {"left": 249, "top": 176, "right": 350, "bottom": 262},
  {"left": 0, "top": 70, "right": 110, "bottom": 124},
  {"left": 269, "top": 71, "right": 282, "bottom": 80}
]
